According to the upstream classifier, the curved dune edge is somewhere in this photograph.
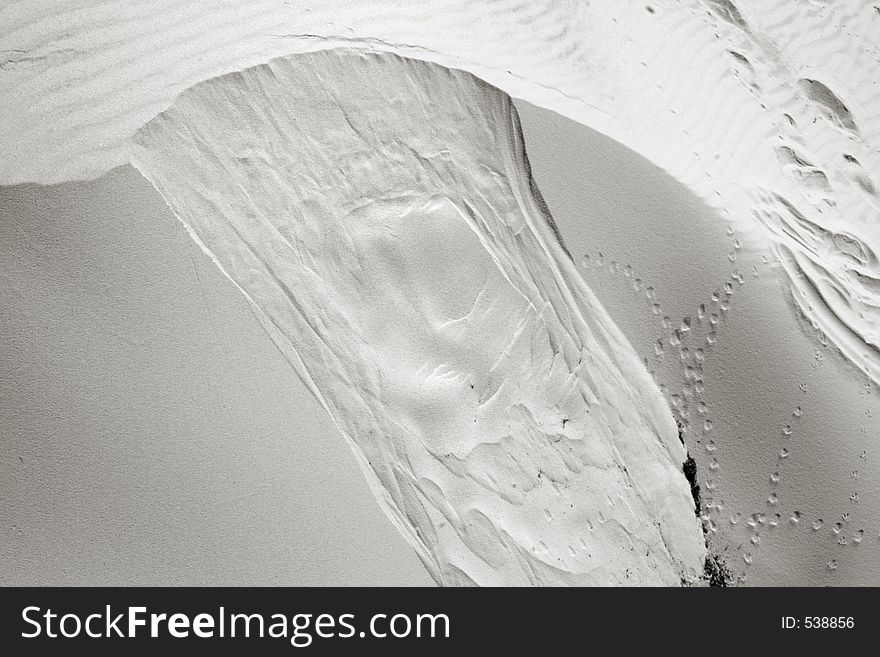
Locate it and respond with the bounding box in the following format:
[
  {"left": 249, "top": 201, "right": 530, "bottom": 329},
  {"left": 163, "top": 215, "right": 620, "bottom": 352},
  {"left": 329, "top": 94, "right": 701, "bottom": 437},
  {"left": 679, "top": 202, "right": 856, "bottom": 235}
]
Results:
[
  {"left": 129, "top": 49, "right": 706, "bottom": 585},
  {"left": 3, "top": 0, "right": 880, "bottom": 401}
]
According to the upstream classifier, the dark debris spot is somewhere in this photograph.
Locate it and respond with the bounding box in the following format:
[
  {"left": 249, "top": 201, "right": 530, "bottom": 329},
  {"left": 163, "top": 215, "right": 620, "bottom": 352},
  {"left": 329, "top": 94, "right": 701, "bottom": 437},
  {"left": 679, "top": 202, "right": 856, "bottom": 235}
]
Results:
[
  {"left": 682, "top": 454, "right": 702, "bottom": 518},
  {"left": 703, "top": 553, "right": 733, "bottom": 587}
]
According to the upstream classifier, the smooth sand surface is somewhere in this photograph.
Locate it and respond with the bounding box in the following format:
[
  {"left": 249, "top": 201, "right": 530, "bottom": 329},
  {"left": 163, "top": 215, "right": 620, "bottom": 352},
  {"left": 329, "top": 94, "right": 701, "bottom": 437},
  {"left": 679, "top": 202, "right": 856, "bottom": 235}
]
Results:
[{"left": 0, "top": 165, "right": 433, "bottom": 585}]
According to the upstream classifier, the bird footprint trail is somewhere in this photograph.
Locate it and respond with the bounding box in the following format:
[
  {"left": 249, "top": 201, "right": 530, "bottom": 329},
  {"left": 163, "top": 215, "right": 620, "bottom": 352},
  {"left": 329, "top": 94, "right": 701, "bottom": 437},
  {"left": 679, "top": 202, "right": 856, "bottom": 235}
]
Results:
[{"left": 131, "top": 50, "right": 705, "bottom": 586}]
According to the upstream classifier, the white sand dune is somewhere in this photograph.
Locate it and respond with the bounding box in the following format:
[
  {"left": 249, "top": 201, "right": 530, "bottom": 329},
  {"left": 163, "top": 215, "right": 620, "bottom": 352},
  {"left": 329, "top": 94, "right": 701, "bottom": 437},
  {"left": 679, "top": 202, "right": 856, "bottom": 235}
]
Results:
[
  {"left": 130, "top": 50, "right": 705, "bottom": 585},
  {"left": 2, "top": 0, "right": 879, "bottom": 407},
  {"left": 3, "top": 0, "right": 879, "bottom": 585}
]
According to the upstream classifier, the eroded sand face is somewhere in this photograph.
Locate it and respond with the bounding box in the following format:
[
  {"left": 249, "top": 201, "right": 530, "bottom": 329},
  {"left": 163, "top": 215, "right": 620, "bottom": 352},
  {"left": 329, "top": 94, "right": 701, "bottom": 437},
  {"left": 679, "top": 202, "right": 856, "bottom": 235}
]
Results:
[
  {"left": 3, "top": 0, "right": 879, "bottom": 586},
  {"left": 130, "top": 50, "right": 705, "bottom": 586},
  {"left": 3, "top": 1, "right": 880, "bottom": 397}
]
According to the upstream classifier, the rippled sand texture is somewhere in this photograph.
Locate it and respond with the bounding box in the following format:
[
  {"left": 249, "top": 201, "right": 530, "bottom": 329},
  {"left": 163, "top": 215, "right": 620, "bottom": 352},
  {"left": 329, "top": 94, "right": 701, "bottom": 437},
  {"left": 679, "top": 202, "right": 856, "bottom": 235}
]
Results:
[
  {"left": 517, "top": 102, "right": 880, "bottom": 585},
  {"left": 130, "top": 50, "right": 705, "bottom": 586},
  {"left": 2, "top": 0, "right": 879, "bottom": 410}
]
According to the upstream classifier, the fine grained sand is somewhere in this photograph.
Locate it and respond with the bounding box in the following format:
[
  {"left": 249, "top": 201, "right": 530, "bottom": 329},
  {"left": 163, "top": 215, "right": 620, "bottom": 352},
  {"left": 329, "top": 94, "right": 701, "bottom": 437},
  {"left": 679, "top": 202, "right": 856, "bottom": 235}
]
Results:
[
  {"left": 2, "top": 0, "right": 879, "bottom": 585},
  {"left": 5, "top": 101, "right": 879, "bottom": 585},
  {"left": 0, "top": 165, "right": 433, "bottom": 586},
  {"left": 130, "top": 50, "right": 705, "bottom": 586},
  {"left": 516, "top": 101, "right": 880, "bottom": 585},
  {"left": 2, "top": 1, "right": 879, "bottom": 395}
]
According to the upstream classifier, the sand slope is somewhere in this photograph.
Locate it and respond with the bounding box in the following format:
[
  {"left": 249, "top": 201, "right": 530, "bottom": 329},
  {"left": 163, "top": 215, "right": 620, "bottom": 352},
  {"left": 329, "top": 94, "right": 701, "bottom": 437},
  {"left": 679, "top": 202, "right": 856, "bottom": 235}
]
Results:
[
  {"left": 0, "top": 165, "right": 434, "bottom": 586},
  {"left": 130, "top": 50, "right": 705, "bottom": 585},
  {"left": 2, "top": 0, "right": 879, "bottom": 414},
  {"left": 5, "top": 0, "right": 880, "bottom": 585}
]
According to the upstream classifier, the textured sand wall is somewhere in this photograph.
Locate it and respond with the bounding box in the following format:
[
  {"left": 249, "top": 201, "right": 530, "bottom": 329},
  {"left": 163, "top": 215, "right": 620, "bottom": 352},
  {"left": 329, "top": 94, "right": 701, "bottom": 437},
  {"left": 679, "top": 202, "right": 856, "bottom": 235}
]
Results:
[{"left": 130, "top": 50, "right": 705, "bottom": 585}]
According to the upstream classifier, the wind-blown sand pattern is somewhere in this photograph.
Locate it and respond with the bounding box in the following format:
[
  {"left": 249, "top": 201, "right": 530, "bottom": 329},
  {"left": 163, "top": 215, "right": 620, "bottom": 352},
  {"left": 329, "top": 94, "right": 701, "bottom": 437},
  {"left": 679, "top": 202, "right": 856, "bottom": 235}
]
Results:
[
  {"left": 130, "top": 50, "right": 705, "bottom": 586},
  {"left": 4, "top": 0, "right": 880, "bottom": 586},
  {"left": 2, "top": 0, "right": 879, "bottom": 405}
]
